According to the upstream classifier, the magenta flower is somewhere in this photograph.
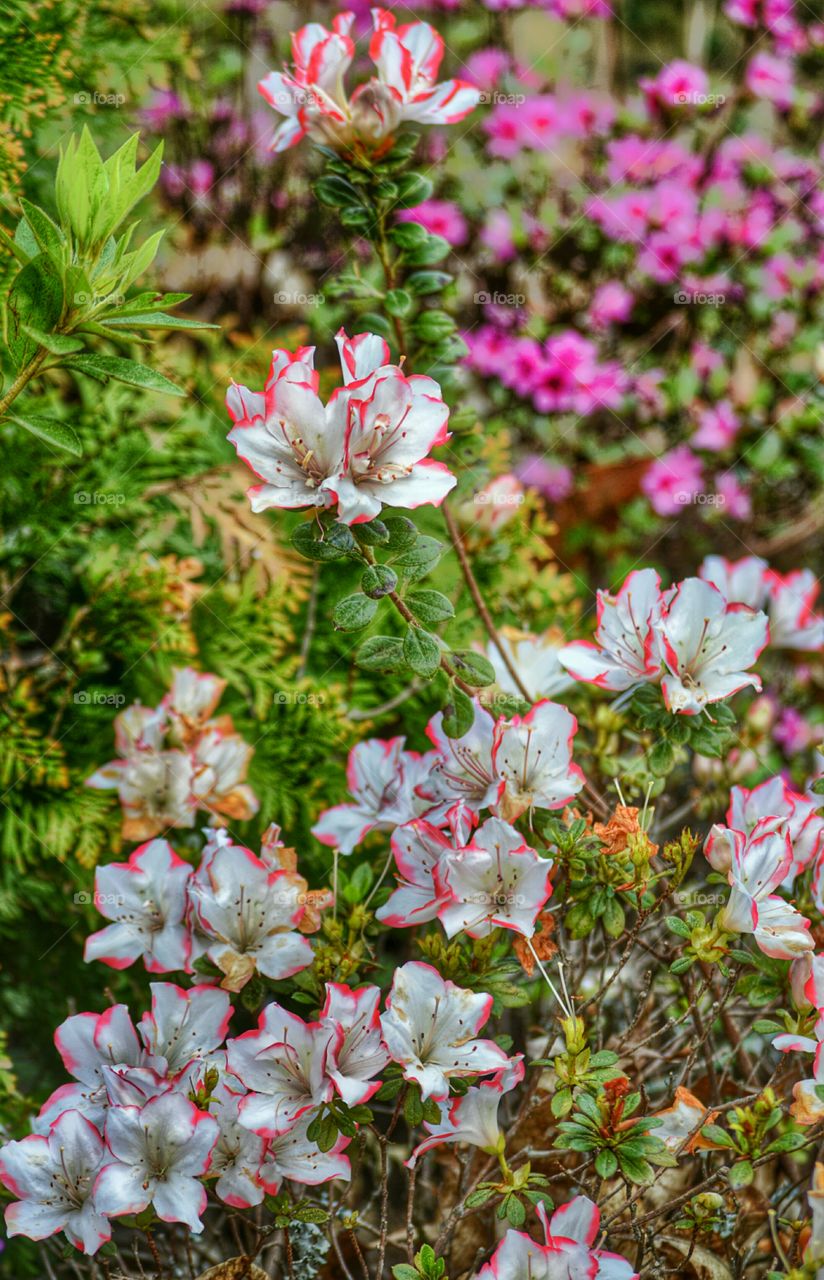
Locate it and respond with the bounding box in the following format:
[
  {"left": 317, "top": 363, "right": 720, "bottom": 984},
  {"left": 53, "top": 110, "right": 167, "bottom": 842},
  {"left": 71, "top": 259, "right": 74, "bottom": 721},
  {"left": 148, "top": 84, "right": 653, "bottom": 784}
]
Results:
[
  {"left": 746, "top": 51, "right": 795, "bottom": 109},
  {"left": 641, "top": 446, "right": 704, "bottom": 516},
  {"left": 397, "top": 198, "right": 468, "bottom": 245}
]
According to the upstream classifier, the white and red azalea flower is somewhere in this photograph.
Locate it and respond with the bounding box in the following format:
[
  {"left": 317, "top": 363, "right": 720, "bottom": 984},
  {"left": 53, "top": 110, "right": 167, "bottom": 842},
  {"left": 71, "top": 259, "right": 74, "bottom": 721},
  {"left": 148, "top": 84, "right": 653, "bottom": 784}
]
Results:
[
  {"left": 0, "top": 1111, "right": 112, "bottom": 1255},
  {"left": 208, "top": 1081, "right": 267, "bottom": 1209},
  {"left": 87, "top": 668, "right": 259, "bottom": 840},
  {"left": 380, "top": 961, "right": 509, "bottom": 1100},
  {"left": 376, "top": 818, "right": 454, "bottom": 928},
  {"left": 473, "top": 1195, "right": 636, "bottom": 1280},
  {"left": 138, "top": 982, "right": 232, "bottom": 1078},
  {"left": 409, "top": 1056, "right": 524, "bottom": 1165},
  {"left": 227, "top": 1003, "right": 332, "bottom": 1137},
  {"left": 426, "top": 699, "right": 503, "bottom": 815},
  {"left": 492, "top": 699, "right": 584, "bottom": 820},
  {"left": 728, "top": 775, "right": 824, "bottom": 887},
  {"left": 486, "top": 628, "right": 574, "bottom": 701},
  {"left": 698, "top": 554, "right": 769, "bottom": 610},
  {"left": 764, "top": 568, "right": 824, "bottom": 651},
  {"left": 84, "top": 839, "right": 193, "bottom": 974},
  {"left": 437, "top": 817, "right": 552, "bottom": 938},
  {"left": 226, "top": 330, "right": 456, "bottom": 526},
  {"left": 95, "top": 1093, "right": 218, "bottom": 1233},
  {"left": 258, "top": 9, "right": 480, "bottom": 154},
  {"left": 312, "top": 735, "right": 434, "bottom": 853},
  {"left": 559, "top": 567, "right": 664, "bottom": 694},
  {"left": 708, "top": 818, "right": 814, "bottom": 960},
  {"left": 319, "top": 983, "right": 391, "bottom": 1106},
  {"left": 656, "top": 577, "right": 769, "bottom": 715},
  {"left": 188, "top": 839, "right": 313, "bottom": 991},
  {"left": 258, "top": 1112, "right": 351, "bottom": 1194}
]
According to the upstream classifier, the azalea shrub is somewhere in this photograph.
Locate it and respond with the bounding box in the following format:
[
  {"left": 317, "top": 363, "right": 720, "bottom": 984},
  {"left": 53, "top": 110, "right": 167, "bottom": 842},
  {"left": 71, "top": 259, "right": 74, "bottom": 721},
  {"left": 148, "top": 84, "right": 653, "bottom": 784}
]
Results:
[{"left": 1, "top": 2, "right": 824, "bottom": 1280}]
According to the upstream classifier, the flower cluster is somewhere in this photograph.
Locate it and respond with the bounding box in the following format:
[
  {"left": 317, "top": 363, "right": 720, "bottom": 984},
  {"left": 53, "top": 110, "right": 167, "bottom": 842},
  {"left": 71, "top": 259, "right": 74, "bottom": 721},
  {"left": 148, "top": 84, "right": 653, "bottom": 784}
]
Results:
[
  {"left": 312, "top": 697, "right": 583, "bottom": 853},
  {"left": 86, "top": 667, "right": 259, "bottom": 840},
  {"left": 226, "top": 330, "right": 457, "bottom": 525},
  {"left": 84, "top": 827, "right": 327, "bottom": 988},
  {"left": 258, "top": 9, "right": 480, "bottom": 153},
  {"left": 559, "top": 568, "right": 771, "bottom": 714}
]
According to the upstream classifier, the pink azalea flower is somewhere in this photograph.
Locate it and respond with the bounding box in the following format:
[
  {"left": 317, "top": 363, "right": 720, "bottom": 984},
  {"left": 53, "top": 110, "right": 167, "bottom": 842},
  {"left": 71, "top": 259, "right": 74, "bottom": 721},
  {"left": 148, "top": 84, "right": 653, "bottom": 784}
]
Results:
[
  {"left": 188, "top": 839, "right": 313, "bottom": 990},
  {"left": 746, "top": 51, "right": 795, "bottom": 109},
  {"left": 714, "top": 472, "right": 752, "bottom": 519},
  {"left": 318, "top": 983, "right": 390, "bottom": 1105},
  {"left": 258, "top": 9, "right": 480, "bottom": 153},
  {"left": 408, "top": 1056, "right": 524, "bottom": 1165},
  {"left": 380, "top": 961, "right": 509, "bottom": 1099},
  {"left": 480, "top": 209, "right": 517, "bottom": 260},
  {"left": 312, "top": 736, "right": 433, "bottom": 854},
  {"left": 588, "top": 281, "right": 634, "bottom": 329},
  {"left": 641, "top": 446, "right": 704, "bottom": 516},
  {"left": 258, "top": 1112, "right": 351, "bottom": 1193},
  {"left": 641, "top": 60, "right": 709, "bottom": 110},
  {"left": 714, "top": 818, "right": 813, "bottom": 960},
  {"left": 692, "top": 400, "right": 740, "bottom": 451},
  {"left": 515, "top": 456, "right": 574, "bottom": 502},
  {"left": 397, "top": 199, "right": 468, "bottom": 245}
]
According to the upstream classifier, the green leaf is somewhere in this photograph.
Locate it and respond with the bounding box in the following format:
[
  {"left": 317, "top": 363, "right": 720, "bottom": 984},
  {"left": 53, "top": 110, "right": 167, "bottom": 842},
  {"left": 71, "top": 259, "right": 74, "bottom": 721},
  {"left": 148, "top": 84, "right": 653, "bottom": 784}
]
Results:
[
  {"left": 700, "top": 1124, "right": 734, "bottom": 1148},
  {"left": 449, "top": 650, "right": 496, "bottom": 687},
  {"left": 595, "top": 1149, "right": 618, "bottom": 1179},
  {"left": 390, "top": 222, "right": 430, "bottom": 249},
  {"left": 385, "top": 288, "right": 413, "bottom": 317},
  {"left": 728, "top": 1160, "right": 753, "bottom": 1189},
  {"left": 665, "top": 915, "right": 692, "bottom": 939},
  {"left": 551, "top": 1089, "right": 573, "bottom": 1118},
  {"left": 406, "top": 589, "right": 455, "bottom": 625},
  {"left": 63, "top": 354, "right": 184, "bottom": 396},
  {"left": 7, "top": 255, "right": 64, "bottom": 368},
  {"left": 362, "top": 564, "right": 398, "bottom": 598},
  {"left": 357, "top": 636, "right": 407, "bottom": 673},
  {"left": 395, "top": 173, "right": 435, "bottom": 206},
  {"left": 413, "top": 310, "right": 456, "bottom": 343},
  {"left": 392, "top": 536, "right": 443, "bottom": 579},
  {"left": 602, "top": 897, "right": 625, "bottom": 938},
  {"left": 392, "top": 1267, "right": 421, "bottom": 1280},
  {"left": 402, "top": 234, "right": 451, "bottom": 267},
  {"left": 404, "top": 1087, "right": 424, "bottom": 1128},
  {"left": 354, "top": 519, "right": 389, "bottom": 546},
  {"left": 648, "top": 740, "right": 675, "bottom": 777},
  {"left": 403, "top": 627, "right": 441, "bottom": 678},
  {"left": 7, "top": 410, "right": 82, "bottom": 456},
  {"left": 464, "top": 1186, "right": 496, "bottom": 1208},
  {"left": 314, "top": 174, "right": 363, "bottom": 208},
  {"left": 505, "top": 1196, "right": 526, "bottom": 1228},
  {"left": 103, "top": 311, "right": 217, "bottom": 330},
  {"left": 291, "top": 523, "right": 349, "bottom": 562},
  {"left": 333, "top": 594, "right": 378, "bottom": 632},
  {"left": 441, "top": 684, "right": 474, "bottom": 739},
  {"left": 21, "top": 326, "right": 84, "bottom": 355},
  {"left": 383, "top": 516, "right": 418, "bottom": 551},
  {"left": 19, "top": 199, "right": 65, "bottom": 259},
  {"left": 407, "top": 270, "right": 453, "bottom": 296}
]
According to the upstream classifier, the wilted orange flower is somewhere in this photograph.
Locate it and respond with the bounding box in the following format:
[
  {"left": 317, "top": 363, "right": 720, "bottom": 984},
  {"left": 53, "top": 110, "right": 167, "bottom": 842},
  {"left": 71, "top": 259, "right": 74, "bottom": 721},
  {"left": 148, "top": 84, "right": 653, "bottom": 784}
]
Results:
[{"left": 514, "top": 910, "right": 557, "bottom": 976}]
